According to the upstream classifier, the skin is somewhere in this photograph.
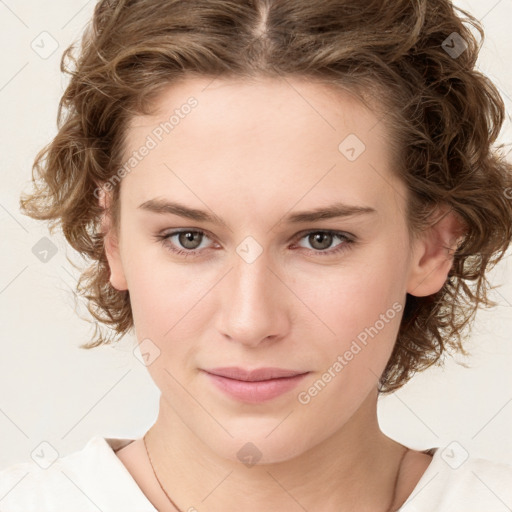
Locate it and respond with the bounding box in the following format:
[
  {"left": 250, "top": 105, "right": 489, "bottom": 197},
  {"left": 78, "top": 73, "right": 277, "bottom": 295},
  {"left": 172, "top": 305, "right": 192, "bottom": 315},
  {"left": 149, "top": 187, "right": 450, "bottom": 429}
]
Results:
[{"left": 102, "top": 76, "right": 463, "bottom": 511}]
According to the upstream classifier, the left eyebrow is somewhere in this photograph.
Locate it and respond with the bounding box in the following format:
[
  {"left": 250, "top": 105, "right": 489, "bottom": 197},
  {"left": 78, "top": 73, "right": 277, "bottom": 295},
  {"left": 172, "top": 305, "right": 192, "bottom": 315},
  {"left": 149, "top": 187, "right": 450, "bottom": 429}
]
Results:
[
  {"left": 137, "top": 198, "right": 376, "bottom": 227},
  {"left": 284, "top": 202, "right": 376, "bottom": 223}
]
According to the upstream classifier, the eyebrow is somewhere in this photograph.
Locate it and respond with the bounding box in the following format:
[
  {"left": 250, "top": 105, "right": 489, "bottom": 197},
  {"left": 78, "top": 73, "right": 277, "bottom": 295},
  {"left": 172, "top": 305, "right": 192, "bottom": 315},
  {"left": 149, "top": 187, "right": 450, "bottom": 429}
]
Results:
[{"left": 137, "top": 198, "right": 376, "bottom": 226}]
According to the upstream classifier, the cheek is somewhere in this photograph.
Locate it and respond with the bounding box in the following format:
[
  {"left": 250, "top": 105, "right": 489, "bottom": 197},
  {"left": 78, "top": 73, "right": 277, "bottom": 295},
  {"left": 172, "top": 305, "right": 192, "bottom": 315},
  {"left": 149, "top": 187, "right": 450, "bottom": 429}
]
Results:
[
  {"left": 126, "top": 260, "right": 207, "bottom": 391},
  {"left": 301, "top": 245, "right": 407, "bottom": 340},
  {"left": 121, "top": 239, "right": 203, "bottom": 341},
  {"left": 128, "top": 268, "right": 203, "bottom": 342},
  {"left": 297, "top": 241, "right": 407, "bottom": 397},
  {"left": 293, "top": 262, "right": 405, "bottom": 419}
]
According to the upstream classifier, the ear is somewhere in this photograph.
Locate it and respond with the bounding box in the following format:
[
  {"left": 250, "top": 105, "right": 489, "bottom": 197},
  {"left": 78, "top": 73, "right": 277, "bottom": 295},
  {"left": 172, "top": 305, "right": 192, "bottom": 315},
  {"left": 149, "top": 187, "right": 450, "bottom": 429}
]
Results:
[
  {"left": 406, "top": 205, "right": 466, "bottom": 297},
  {"left": 98, "top": 188, "right": 128, "bottom": 291}
]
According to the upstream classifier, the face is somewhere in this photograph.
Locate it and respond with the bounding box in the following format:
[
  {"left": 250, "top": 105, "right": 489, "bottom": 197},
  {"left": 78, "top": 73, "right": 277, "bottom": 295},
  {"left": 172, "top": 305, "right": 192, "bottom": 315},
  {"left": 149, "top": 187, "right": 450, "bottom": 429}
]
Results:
[{"left": 103, "top": 76, "right": 455, "bottom": 464}]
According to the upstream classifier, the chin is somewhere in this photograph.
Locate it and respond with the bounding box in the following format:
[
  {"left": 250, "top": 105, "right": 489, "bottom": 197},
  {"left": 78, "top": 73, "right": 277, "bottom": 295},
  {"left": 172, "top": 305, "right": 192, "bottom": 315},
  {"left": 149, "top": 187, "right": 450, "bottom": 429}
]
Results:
[{"left": 200, "top": 422, "right": 319, "bottom": 466}]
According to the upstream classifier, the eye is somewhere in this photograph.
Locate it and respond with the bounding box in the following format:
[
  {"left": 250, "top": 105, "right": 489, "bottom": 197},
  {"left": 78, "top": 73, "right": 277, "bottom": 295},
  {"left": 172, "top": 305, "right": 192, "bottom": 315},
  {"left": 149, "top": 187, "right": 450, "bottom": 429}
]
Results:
[
  {"left": 292, "top": 230, "right": 354, "bottom": 256},
  {"left": 154, "top": 228, "right": 355, "bottom": 258},
  {"left": 156, "top": 229, "right": 213, "bottom": 257}
]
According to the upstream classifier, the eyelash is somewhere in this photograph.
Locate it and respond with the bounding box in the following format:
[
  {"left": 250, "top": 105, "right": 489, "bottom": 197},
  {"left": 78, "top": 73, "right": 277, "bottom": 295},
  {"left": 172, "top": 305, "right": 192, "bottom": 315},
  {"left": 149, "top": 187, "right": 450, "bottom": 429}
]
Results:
[{"left": 154, "top": 229, "right": 355, "bottom": 259}]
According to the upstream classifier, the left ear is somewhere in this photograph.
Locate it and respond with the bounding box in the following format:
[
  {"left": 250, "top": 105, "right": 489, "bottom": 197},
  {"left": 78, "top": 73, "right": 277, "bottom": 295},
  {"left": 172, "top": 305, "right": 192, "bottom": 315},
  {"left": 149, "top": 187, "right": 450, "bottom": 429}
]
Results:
[{"left": 406, "top": 205, "right": 467, "bottom": 297}]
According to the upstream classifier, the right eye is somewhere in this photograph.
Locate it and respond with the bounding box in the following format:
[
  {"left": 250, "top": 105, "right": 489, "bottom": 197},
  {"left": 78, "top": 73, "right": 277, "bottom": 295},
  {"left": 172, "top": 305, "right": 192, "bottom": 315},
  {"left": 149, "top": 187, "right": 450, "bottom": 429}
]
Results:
[{"left": 155, "top": 229, "right": 214, "bottom": 257}]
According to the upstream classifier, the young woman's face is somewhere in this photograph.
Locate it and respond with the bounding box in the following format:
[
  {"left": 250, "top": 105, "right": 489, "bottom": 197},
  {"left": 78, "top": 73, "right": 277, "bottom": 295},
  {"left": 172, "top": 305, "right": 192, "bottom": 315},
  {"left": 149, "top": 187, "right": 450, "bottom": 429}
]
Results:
[{"left": 106, "top": 77, "right": 432, "bottom": 463}]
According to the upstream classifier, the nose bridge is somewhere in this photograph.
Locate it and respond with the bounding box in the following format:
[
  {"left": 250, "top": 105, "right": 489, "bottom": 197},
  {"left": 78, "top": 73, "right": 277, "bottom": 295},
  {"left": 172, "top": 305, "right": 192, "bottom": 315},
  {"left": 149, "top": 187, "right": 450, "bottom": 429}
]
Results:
[
  {"left": 232, "top": 247, "right": 272, "bottom": 301},
  {"left": 217, "top": 243, "right": 286, "bottom": 345}
]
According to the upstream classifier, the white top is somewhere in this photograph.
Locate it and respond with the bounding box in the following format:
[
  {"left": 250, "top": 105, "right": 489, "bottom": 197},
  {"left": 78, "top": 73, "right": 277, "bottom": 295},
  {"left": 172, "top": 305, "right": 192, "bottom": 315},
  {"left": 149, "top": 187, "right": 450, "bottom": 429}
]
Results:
[{"left": 1, "top": 436, "right": 512, "bottom": 511}]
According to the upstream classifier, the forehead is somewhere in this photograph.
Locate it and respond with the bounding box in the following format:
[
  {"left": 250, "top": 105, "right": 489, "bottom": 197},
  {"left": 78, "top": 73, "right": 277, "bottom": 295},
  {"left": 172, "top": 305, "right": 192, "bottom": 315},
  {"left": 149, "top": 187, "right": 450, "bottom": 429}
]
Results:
[
  {"left": 126, "top": 76, "right": 383, "bottom": 147},
  {"left": 121, "top": 76, "right": 406, "bottom": 219}
]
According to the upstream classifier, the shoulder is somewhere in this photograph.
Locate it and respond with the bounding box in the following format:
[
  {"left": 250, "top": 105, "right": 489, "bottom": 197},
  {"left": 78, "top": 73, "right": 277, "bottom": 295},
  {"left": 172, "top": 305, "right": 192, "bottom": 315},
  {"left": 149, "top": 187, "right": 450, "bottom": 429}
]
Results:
[
  {"left": 399, "top": 446, "right": 512, "bottom": 512},
  {"left": 0, "top": 436, "right": 157, "bottom": 512}
]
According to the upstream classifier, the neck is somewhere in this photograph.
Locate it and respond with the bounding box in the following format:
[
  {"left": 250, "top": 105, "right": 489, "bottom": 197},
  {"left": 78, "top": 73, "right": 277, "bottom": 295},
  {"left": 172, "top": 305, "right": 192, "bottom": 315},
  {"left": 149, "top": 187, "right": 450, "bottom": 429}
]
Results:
[{"left": 146, "top": 388, "right": 406, "bottom": 512}]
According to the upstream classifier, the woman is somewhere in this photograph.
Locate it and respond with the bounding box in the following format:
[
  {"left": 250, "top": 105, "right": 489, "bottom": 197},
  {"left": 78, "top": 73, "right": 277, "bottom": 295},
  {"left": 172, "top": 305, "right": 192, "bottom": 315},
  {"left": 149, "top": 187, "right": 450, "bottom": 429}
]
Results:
[{"left": 2, "top": 0, "right": 512, "bottom": 510}]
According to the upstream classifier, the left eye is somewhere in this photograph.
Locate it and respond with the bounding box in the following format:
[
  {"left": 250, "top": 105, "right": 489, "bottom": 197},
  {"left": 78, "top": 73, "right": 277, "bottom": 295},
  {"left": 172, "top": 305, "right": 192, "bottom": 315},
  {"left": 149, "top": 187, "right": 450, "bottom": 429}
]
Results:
[
  {"left": 294, "top": 230, "right": 352, "bottom": 253},
  {"left": 156, "top": 229, "right": 354, "bottom": 257}
]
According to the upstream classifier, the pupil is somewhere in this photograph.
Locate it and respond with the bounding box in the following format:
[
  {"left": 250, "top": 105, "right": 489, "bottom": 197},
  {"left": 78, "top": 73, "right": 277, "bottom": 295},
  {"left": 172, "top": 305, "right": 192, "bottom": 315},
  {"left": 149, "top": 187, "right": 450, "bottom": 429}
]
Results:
[
  {"left": 312, "top": 232, "right": 332, "bottom": 250},
  {"left": 181, "top": 231, "right": 200, "bottom": 249}
]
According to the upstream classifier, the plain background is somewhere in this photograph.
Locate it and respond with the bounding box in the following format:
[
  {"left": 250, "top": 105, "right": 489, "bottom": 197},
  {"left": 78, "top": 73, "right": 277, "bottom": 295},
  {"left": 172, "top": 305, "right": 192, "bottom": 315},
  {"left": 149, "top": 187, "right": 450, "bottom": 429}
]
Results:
[{"left": 0, "top": 0, "right": 511, "bottom": 471}]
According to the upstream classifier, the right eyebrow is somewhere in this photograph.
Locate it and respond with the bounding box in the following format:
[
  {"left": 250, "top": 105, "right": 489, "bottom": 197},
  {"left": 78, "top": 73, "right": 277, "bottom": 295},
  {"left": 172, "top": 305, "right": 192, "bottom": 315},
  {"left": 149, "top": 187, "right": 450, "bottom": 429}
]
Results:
[{"left": 138, "top": 198, "right": 229, "bottom": 228}]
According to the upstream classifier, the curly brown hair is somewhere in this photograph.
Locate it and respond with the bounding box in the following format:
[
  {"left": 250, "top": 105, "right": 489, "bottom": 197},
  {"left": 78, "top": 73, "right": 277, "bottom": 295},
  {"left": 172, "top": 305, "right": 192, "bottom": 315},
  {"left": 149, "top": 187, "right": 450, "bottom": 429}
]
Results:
[{"left": 19, "top": 0, "right": 512, "bottom": 393}]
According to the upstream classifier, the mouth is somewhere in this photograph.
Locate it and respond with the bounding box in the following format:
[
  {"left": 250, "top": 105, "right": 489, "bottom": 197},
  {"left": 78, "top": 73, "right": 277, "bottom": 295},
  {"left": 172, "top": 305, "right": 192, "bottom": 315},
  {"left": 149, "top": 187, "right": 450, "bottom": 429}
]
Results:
[
  {"left": 204, "top": 366, "right": 308, "bottom": 381},
  {"left": 201, "top": 367, "right": 310, "bottom": 403}
]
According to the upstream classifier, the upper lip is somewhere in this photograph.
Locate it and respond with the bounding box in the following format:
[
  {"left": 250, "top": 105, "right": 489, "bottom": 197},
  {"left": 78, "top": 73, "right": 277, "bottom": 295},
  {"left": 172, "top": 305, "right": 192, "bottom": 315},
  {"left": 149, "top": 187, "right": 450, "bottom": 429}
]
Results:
[{"left": 203, "top": 367, "right": 308, "bottom": 382}]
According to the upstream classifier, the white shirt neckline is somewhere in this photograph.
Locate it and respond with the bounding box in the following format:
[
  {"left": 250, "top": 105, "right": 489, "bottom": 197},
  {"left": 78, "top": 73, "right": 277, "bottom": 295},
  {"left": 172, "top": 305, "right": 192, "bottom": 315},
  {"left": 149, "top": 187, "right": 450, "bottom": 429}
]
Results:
[{"left": 101, "top": 436, "right": 442, "bottom": 511}]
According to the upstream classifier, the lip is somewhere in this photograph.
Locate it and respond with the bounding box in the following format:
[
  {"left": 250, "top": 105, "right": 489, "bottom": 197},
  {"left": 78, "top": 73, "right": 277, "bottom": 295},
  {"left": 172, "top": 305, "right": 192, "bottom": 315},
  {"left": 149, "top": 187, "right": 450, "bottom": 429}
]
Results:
[
  {"left": 202, "top": 367, "right": 310, "bottom": 403},
  {"left": 205, "top": 367, "right": 307, "bottom": 381}
]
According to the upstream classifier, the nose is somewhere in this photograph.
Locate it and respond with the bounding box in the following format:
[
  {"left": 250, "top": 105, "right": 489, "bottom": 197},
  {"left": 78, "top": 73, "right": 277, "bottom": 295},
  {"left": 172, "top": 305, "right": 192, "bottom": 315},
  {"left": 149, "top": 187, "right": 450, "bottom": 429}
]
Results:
[{"left": 215, "top": 249, "right": 291, "bottom": 348}]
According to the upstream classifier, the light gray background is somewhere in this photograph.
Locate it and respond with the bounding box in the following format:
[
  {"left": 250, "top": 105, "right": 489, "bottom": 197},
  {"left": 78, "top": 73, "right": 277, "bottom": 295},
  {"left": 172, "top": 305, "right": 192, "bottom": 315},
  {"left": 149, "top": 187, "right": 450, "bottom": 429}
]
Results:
[{"left": 0, "top": 0, "right": 511, "bottom": 471}]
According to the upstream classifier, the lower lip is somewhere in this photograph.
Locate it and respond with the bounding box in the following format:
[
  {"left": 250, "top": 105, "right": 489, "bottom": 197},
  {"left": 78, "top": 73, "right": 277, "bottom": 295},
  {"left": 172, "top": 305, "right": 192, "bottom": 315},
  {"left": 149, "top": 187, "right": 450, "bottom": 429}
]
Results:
[{"left": 203, "top": 371, "right": 309, "bottom": 403}]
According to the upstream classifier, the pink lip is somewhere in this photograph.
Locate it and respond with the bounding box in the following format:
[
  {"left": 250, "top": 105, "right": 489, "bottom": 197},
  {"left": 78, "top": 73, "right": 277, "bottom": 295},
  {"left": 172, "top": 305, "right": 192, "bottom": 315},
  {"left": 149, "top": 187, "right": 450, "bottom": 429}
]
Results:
[{"left": 202, "top": 367, "right": 309, "bottom": 403}]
